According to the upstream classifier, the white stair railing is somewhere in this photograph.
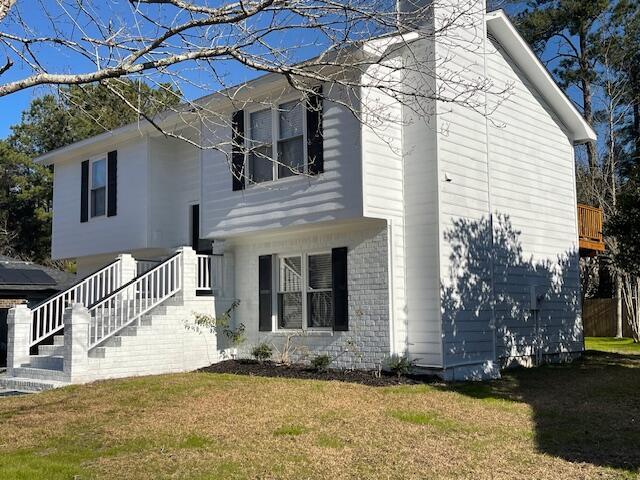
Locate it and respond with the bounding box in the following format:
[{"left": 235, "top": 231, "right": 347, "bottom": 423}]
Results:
[
  {"left": 196, "top": 254, "right": 222, "bottom": 292},
  {"left": 88, "top": 252, "right": 182, "bottom": 349},
  {"left": 30, "top": 259, "right": 123, "bottom": 347},
  {"left": 196, "top": 254, "right": 212, "bottom": 292}
]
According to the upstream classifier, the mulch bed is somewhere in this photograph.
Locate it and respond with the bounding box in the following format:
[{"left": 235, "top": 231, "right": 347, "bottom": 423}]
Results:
[{"left": 198, "top": 360, "right": 438, "bottom": 387}]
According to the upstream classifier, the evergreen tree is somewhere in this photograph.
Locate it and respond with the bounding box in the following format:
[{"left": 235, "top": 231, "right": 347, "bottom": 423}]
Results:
[
  {"left": 511, "top": 0, "right": 609, "bottom": 172},
  {"left": 1, "top": 80, "right": 181, "bottom": 262}
]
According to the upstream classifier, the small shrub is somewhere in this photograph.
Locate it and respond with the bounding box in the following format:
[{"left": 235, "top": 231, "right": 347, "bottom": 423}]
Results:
[
  {"left": 310, "top": 354, "right": 332, "bottom": 372},
  {"left": 384, "top": 354, "right": 415, "bottom": 378},
  {"left": 251, "top": 342, "right": 273, "bottom": 362}
]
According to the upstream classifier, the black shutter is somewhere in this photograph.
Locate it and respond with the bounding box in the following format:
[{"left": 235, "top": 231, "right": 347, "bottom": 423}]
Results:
[
  {"left": 80, "top": 160, "right": 89, "bottom": 223},
  {"left": 258, "top": 255, "right": 273, "bottom": 331},
  {"left": 332, "top": 247, "right": 348, "bottom": 331},
  {"left": 306, "top": 86, "right": 324, "bottom": 175},
  {"left": 191, "top": 204, "right": 200, "bottom": 251},
  {"left": 107, "top": 150, "right": 117, "bottom": 217},
  {"left": 231, "top": 110, "right": 246, "bottom": 191}
]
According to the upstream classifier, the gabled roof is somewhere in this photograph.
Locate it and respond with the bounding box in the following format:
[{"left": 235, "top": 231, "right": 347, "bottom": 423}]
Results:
[
  {"left": 35, "top": 9, "right": 595, "bottom": 165},
  {"left": 486, "top": 10, "right": 596, "bottom": 143}
]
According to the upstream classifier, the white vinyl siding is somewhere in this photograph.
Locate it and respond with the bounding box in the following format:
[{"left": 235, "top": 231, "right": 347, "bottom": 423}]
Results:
[
  {"left": 434, "top": 7, "right": 494, "bottom": 369},
  {"left": 51, "top": 138, "right": 149, "bottom": 260},
  {"left": 147, "top": 133, "right": 201, "bottom": 249},
  {"left": 201, "top": 83, "right": 363, "bottom": 238},
  {"left": 485, "top": 37, "right": 582, "bottom": 359},
  {"left": 361, "top": 60, "right": 410, "bottom": 357}
]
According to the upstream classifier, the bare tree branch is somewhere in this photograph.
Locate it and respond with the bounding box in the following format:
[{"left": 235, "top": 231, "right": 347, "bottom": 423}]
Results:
[{"left": 0, "top": 0, "right": 16, "bottom": 23}]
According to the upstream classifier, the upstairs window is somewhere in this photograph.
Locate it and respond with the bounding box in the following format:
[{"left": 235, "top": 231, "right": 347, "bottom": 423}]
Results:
[
  {"left": 91, "top": 158, "right": 106, "bottom": 217},
  {"left": 247, "top": 99, "right": 306, "bottom": 184},
  {"left": 278, "top": 100, "right": 304, "bottom": 178},
  {"left": 248, "top": 108, "right": 273, "bottom": 184}
]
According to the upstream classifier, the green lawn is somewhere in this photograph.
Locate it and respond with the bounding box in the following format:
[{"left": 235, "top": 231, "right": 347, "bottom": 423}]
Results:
[
  {"left": 1, "top": 351, "right": 639, "bottom": 479},
  {"left": 585, "top": 336, "right": 640, "bottom": 354}
]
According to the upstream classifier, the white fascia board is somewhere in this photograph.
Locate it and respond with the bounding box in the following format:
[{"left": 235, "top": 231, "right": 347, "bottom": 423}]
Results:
[
  {"left": 34, "top": 32, "right": 414, "bottom": 166},
  {"left": 486, "top": 10, "right": 597, "bottom": 144}
]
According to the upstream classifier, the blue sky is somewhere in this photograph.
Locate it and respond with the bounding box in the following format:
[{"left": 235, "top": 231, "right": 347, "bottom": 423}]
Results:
[
  {"left": 1, "top": 4, "right": 586, "bottom": 143},
  {"left": 0, "top": 0, "right": 343, "bottom": 139}
]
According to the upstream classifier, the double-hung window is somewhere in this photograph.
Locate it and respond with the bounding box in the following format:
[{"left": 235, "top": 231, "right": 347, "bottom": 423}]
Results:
[
  {"left": 91, "top": 158, "right": 107, "bottom": 217},
  {"left": 277, "top": 100, "right": 304, "bottom": 178},
  {"left": 247, "top": 99, "right": 305, "bottom": 184},
  {"left": 248, "top": 108, "right": 273, "bottom": 183},
  {"left": 277, "top": 252, "right": 333, "bottom": 330}
]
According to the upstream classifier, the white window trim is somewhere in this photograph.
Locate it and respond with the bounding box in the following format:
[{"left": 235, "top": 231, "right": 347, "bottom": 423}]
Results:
[
  {"left": 274, "top": 251, "right": 333, "bottom": 332},
  {"left": 245, "top": 96, "right": 308, "bottom": 187},
  {"left": 89, "top": 155, "right": 108, "bottom": 220}
]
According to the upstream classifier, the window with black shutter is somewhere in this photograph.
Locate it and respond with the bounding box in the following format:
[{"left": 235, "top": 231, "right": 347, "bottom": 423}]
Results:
[
  {"left": 240, "top": 88, "right": 324, "bottom": 187},
  {"left": 81, "top": 151, "right": 117, "bottom": 221},
  {"left": 265, "top": 248, "right": 344, "bottom": 331}
]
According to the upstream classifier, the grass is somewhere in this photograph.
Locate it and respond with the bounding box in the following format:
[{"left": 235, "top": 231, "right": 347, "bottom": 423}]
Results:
[
  {"left": 273, "top": 425, "right": 308, "bottom": 436},
  {"left": 0, "top": 351, "right": 639, "bottom": 479},
  {"left": 389, "top": 409, "right": 462, "bottom": 431},
  {"left": 585, "top": 336, "right": 640, "bottom": 354}
]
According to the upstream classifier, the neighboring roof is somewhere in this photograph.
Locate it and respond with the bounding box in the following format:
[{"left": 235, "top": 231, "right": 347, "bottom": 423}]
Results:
[
  {"left": 0, "top": 256, "right": 76, "bottom": 292},
  {"left": 35, "top": 9, "right": 596, "bottom": 165},
  {"left": 486, "top": 10, "right": 597, "bottom": 143}
]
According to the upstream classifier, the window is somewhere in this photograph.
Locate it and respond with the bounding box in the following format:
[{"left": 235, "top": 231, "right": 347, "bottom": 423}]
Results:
[
  {"left": 307, "top": 253, "right": 333, "bottom": 327},
  {"left": 277, "top": 253, "right": 332, "bottom": 330},
  {"left": 248, "top": 108, "right": 273, "bottom": 183},
  {"left": 247, "top": 99, "right": 306, "bottom": 184},
  {"left": 278, "top": 256, "right": 303, "bottom": 329},
  {"left": 91, "top": 158, "right": 106, "bottom": 217},
  {"left": 277, "top": 101, "right": 304, "bottom": 178}
]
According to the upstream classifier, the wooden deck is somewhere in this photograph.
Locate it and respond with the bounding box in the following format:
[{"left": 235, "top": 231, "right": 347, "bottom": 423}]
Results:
[{"left": 578, "top": 204, "right": 605, "bottom": 254}]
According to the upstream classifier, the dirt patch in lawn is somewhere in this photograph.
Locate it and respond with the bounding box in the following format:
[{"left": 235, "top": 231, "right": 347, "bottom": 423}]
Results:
[{"left": 199, "top": 359, "right": 437, "bottom": 386}]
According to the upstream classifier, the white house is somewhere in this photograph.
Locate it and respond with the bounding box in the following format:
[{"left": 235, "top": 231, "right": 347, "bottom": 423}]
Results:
[{"left": 2, "top": 4, "right": 597, "bottom": 391}]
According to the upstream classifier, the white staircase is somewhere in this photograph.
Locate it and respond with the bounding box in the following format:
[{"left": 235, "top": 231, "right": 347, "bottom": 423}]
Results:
[{"left": 1, "top": 247, "right": 220, "bottom": 392}]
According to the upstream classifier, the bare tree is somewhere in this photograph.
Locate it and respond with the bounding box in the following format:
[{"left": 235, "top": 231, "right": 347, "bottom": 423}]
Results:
[
  {"left": 576, "top": 23, "right": 634, "bottom": 337},
  {"left": 1, "top": 1, "right": 510, "bottom": 172}
]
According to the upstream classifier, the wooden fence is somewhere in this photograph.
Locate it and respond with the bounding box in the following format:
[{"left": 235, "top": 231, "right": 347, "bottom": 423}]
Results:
[{"left": 582, "top": 298, "right": 633, "bottom": 337}]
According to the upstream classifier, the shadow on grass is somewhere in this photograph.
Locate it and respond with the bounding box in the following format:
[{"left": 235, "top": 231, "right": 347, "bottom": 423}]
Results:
[{"left": 445, "top": 351, "right": 640, "bottom": 472}]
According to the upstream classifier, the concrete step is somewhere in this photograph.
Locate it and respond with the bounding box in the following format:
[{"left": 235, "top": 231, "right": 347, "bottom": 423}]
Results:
[
  {"left": 0, "top": 375, "right": 67, "bottom": 392},
  {"left": 38, "top": 344, "right": 65, "bottom": 356},
  {"left": 53, "top": 335, "right": 65, "bottom": 346},
  {"left": 29, "top": 355, "right": 64, "bottom": 371},
  {"left": 10, "top": 367, "right": 67, "bottom": 383}
]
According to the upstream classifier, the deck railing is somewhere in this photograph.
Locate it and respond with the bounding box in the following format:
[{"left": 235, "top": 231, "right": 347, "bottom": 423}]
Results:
[
  {"left": 30, "top": 259, "right": 123, "bottom": 347},
  {"left": 87, "top": 252, "right": 182, "bottom": 348},
  {"left": 578, "top": 204, "right": 605, "bottom": 253},
  {"left": 196, "top": 254, "right": 222, "bottom": 292}
]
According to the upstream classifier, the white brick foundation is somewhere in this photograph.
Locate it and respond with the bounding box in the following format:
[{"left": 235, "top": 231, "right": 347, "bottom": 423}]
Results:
[
  {"left": 83, "top": 297, "right": 218, "bottom": 381},
  {"left": 231, "top": 220, "right": 391, "bottom": 370}
]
